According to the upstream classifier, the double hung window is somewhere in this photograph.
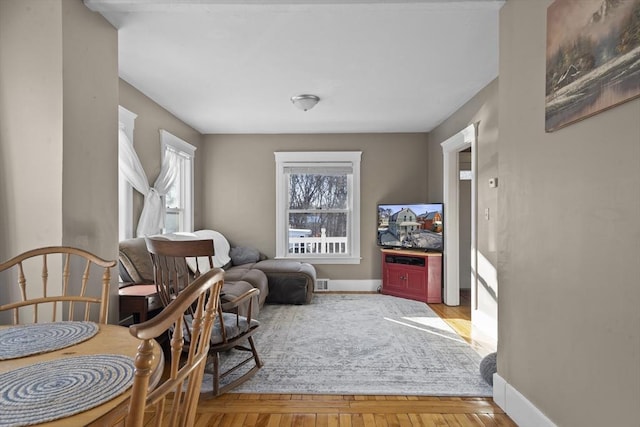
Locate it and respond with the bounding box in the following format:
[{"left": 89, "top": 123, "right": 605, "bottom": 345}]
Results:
[
  {"left": 161, "top": 130, "right": 196, "bottom": 234},
  {"left": 275, "top": 151, "right": 361, "bottom": 264}
]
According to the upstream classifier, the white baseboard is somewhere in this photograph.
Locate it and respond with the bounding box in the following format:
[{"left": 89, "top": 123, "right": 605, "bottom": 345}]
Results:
[
  {"left": 493, "top": 373, "right": 507, "bottom": 408},
  {"left": 314, "top": 279, "right": 381, "bottom": 293},
  {"left": 493, "top": 373, "right": 557, "bottom": 427}
]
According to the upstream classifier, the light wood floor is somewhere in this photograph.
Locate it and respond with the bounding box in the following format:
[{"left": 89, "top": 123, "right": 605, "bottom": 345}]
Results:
[
  {"left": 429, "top": 290, "right": 497, "bottom": 358},
  {"left": 195, "top": 291, "right": 513, "bottom": 427}
]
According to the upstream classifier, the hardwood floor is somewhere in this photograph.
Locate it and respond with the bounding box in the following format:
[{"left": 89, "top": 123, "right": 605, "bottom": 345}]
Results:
[
  {"left": 429, "top": 290, "right": 497, "bottom": 358},
  {"left": 195, "top": 291, "right": 513, "bottom": 427},
  {"left": 195, "top": 394, "right": 515, "bottom": 426}
]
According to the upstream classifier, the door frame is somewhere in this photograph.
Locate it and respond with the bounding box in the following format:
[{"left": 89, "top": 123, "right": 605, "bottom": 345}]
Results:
[{"left": 440, "top": 123, "right": 477, "bottom": 306}]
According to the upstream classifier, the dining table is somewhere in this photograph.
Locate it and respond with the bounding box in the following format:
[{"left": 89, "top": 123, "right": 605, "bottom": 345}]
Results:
[{"left": 0, "top": 322, "right": 164, "bottom": 427}]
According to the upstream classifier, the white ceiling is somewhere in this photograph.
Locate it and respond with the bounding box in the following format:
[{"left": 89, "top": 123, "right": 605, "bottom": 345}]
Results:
[{"left": 85, "top": 0, "right": 504, "bottom": 134}]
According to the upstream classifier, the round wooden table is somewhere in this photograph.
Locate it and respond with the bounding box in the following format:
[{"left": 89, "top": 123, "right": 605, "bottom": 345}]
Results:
[{"left": 0, "top": 323, "right": 164, "bottom": 426}]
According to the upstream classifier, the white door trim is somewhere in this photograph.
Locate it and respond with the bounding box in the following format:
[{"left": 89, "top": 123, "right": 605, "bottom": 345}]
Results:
[{"left": 440, "top": 123, "right": 477, "bottom": 306}]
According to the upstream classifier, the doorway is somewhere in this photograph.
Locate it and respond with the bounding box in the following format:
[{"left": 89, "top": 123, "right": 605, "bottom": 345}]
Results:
[
  {"left": 458, "top": 148, "right": 473, "bottom": 309},
  {"left": 440, "top": 123, "right": 477, "bottom": 307}
]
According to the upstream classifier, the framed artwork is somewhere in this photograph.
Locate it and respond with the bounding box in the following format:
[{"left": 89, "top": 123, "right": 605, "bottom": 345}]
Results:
[{"left": 545, "top": 0, "right": 640, "bottom": 132}]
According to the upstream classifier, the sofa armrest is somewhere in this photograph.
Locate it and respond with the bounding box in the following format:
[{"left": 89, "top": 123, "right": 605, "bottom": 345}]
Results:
[{"left": 220, "top": 288, "right": 260, "bottom": 314}]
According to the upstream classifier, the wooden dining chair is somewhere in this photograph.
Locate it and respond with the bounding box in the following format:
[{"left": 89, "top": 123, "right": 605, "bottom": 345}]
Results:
[
  {"left": 95, "top": 267, "right": 225, "bottom": 427},
  {"left": 0, "top": 246, "right": 117, "bottom": 324},
  {"left": 145, "top": 237, "right": 263, "bottom": 396}
]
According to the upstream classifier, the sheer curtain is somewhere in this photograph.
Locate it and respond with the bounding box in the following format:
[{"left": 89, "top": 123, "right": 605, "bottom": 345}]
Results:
[{"left": 118, "top": 124, "right": 179, "bottom": 237}]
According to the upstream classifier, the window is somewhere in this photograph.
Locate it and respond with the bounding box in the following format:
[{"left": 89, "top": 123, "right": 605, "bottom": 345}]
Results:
[
  {"left": 118, "top": 106, "right": 137, "bottom": 241},
  {"left": 275, "top": 151, "right": 361, "bottom": 264},
  {"left": 160, "top": 130, "right": 196, "bottom": 234}
]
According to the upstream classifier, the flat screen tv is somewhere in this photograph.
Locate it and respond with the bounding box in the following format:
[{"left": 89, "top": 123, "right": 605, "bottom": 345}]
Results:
[{"left": 377, "top": 203, "right": 444, "bottom": 252}]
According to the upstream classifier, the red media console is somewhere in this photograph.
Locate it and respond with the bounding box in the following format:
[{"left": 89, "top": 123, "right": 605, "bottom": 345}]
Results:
[{"left": 381, "top": 249, "right": 442, "bottom": 304}]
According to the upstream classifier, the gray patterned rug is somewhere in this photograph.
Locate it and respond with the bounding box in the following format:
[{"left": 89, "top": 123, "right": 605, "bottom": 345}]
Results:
[{"left": 202, "top": 293, "right": 492, "bottom": 396}]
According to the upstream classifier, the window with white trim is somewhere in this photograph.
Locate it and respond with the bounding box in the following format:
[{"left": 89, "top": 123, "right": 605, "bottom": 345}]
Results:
[
  {"left": 160, "top": 130, "right": 196, "bottom": 233},
  {"left": 118, "top": 106, "right": 136, "bottom": 241},
  {"left": 275, "top": 151, "right": 362, "bottom": 264}
]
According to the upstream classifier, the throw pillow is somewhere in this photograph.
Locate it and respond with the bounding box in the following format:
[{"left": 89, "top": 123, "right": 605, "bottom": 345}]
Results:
[{"left": 230, "top": 246, "right": 261, "bottom": 266}]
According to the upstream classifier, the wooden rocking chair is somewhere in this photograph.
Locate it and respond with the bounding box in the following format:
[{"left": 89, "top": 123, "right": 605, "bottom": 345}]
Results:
[{"left": 145, "top": 237, "right": 263, "bottom": 396}]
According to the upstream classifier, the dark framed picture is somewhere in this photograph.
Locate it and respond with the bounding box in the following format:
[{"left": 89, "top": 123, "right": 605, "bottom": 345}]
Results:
[{"left": 545, "top": 0, "right": 640, "bottom": 132}]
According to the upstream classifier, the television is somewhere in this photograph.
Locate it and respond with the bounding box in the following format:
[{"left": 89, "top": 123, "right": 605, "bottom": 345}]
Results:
[{"left": 377, "top": 203, "right": 444, "bottom": 252}]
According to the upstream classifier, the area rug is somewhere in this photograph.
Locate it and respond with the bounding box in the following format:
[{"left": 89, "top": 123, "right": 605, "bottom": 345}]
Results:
[{"left": 202, "top": 293, "right": 492, "bottom": 396}]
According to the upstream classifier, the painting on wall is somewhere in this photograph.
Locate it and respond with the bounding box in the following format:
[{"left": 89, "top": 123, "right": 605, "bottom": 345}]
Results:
[{"left": 545, "top": 0, "right": 640, "bottom": 132}]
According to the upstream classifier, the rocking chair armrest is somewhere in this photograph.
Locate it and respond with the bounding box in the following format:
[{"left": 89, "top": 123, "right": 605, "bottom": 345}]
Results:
[{"left": 220, "top": 287, "right": 260, "bottom": 312}]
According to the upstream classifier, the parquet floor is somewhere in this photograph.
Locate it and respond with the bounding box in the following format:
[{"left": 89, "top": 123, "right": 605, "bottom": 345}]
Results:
[{"left": 194, "top": 291, "right": 514, "bottom": 427}]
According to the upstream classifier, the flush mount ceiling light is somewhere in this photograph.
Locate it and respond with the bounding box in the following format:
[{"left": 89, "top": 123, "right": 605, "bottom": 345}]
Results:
[{"left": 291, "top": 94, "right": 320, "bottom": 111}]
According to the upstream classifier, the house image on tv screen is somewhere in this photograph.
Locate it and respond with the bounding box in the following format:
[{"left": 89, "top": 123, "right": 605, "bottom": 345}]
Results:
[
  {"left": 389, "top": 207, "right": 420, "bottom": 240},
  {"left": 377, "top": 204, "right": 443, "bottom": 251}
]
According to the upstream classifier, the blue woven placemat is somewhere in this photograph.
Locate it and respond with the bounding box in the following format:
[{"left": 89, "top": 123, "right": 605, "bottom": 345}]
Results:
[
  {"left": 0, "top": 354, "right": 135, "bottom": 426},
  {"left": 0, "top": 321, "right": 99, "bottom": 360}
]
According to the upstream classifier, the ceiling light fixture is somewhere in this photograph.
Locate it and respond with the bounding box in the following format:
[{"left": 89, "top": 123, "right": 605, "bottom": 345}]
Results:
[{"left": 291, "top": 94, "right": 320, "bottom": 111}]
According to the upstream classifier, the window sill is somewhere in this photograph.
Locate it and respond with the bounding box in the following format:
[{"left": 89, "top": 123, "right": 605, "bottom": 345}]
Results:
[{"left": 274, "top": 256, "right": 362, "bottom": 265}]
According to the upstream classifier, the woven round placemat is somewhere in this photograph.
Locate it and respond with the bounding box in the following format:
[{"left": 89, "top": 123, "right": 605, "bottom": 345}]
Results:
[
  {"left": 0, "top": 321, "right": 99, "bottom": 360},
  {"left": 0, "top": 354, "right": 135, "bottom": 426}
]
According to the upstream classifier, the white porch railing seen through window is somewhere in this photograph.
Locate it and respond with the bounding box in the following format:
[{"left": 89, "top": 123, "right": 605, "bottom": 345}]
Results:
[{"left": 289, "top": 228, "right": 348, "bottom": 254}]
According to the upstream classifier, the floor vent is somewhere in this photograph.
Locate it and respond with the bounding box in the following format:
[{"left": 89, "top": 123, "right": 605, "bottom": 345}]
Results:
[{"left": 315, "top": 278, "right": 329, "bottom": 291}]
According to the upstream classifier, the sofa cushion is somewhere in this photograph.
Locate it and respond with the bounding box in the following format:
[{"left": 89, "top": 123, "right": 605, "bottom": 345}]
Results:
[{"left": 119, "top": 237, "right": 154, "bottom": 284}]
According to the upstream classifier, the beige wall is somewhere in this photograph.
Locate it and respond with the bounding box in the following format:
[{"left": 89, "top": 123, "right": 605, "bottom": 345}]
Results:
[
  {"left": 200, "top": 133, "right": 429, "bottom": 280},
  {"left": 429, "top": 79, "right": 500, "bottom": 334},
  {"left": 0, "top": 0, "right": 65, "bottom": 259},
  {"left": 119, "top": 80, "right": 204, "bottom": 233},
  {"left": 61, "top": 0, "right": 119, "bottom": 257},
  {"left": 498, "top": 1, "right": 640, "bottom": 425},
  {"left": 0, "top": 0, "right": 119, "bottom": 322}
]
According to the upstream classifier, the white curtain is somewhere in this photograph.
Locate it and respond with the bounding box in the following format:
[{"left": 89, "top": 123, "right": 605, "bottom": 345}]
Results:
[{"left": 118, "top": 124, "right": 179, "bottom": 237}]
